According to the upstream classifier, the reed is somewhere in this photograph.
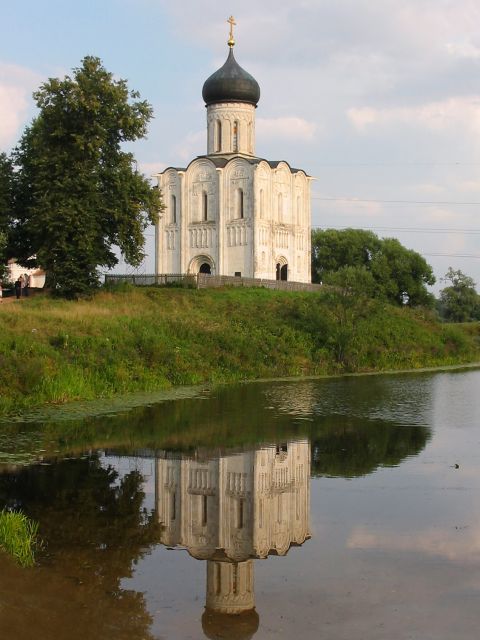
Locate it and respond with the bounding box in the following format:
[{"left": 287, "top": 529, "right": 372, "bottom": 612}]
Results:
[{"left": 0, "top": 510, "right": 40, "bottom": 567}]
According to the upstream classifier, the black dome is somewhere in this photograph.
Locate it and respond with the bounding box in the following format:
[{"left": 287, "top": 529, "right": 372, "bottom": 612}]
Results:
[{"left": 202, "top": 48, "right": 260, "bottom": 107}]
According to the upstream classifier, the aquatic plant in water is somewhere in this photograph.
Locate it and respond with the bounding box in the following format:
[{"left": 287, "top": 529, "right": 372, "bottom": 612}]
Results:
[{"left": 0, "top": 510, "right": 40, "bottom": 567}]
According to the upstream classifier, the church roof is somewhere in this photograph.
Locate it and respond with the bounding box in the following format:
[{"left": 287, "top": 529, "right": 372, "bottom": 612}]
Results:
[
  {"left": 159, "top": 156, "right": 310, "bottom": 177},
  {"left": 202, "top": 47, "right": 260, "bottom": 107}
]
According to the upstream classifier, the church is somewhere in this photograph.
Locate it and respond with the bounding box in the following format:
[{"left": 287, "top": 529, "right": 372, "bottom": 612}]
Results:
[{"left": 154, "top": 18, "right": 312, "bottom": 283}]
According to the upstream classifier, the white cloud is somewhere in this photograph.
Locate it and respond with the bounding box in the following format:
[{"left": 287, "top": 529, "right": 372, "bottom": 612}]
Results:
[
  {"left": 0, "top": 62, "right": 41, "bottom": 149},
  {"left": 0, "top": 85, "right": 28, "bottom": 148},
  {"left": 446, "top": 41, "right": 480, "bottom": 60},
  {"left": 139, "top": 161, "right": 167, "bottom": 177},
  {"left": 257, "top": 117, "right": 317, "bottom": 142},
  {"left": 455, "top": 179, "right": 480, "bottom": 193},
  {"left": 347, "top": 97, "right": 480, "bottom": 135},
  {"left": 411, "top": 183, "right": 448, "bottom": 196},
  {"left": 172, "top": 130, "right": 204, "bottom": 164},
  {"left": 348, "top": 523, "right": 480, "bottom": 563}
]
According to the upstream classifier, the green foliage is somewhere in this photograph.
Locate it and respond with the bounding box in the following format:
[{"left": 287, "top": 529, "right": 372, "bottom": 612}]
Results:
[
  {"left": 438, "top": 267, "right": 480, "bottom": 322},
  {"left": 311, "top": 228, "right": 435, "bottom": 307},
  {"left": 0, "top": 153, "right": 14, "bottom": 281},
  {"left": 0, "top": 287, "right": 478, "bottom": 417},
  {"left": 321, "top": 266, "right": 375, "bottom": 365},
  {"left": 11, "top": 56, "right": 162, "bottom": 298},
  {"left": 0, "top": 510, "right": 40, "bottom": 567},
  {"left": 0, "top": 153, "right": 13, "bottom": 230}
]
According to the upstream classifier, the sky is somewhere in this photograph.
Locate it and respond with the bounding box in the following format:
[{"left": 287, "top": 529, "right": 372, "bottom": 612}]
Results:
[{"left": 2, "top": 0, "right": 480, "bottom": 292}]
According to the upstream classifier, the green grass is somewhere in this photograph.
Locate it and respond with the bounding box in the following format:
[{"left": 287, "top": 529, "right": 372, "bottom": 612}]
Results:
[
  {"left": 0, "top": 286, "right": 479, "bottom": 417},
  {"left": 0, "top": 510, "right": 40, "bottom": 567}
]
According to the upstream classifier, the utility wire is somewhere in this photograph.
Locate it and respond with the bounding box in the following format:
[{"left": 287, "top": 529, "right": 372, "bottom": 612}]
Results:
[
  {"left": 312, "top": 225, "right": 480, "bottom": 235},
  {"left": 423, "top": 253, "right": 480, "bottom": 259},
  {"left": 309, "top": 162, "right": 480, "bottom": 167},
  {"left": 311, "top": 196, "right": 480, "bottom": 205}
]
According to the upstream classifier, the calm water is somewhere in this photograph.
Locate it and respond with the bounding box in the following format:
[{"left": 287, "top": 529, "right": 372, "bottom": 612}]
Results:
[{"left": 1, "top": 369, "right": 479, "bottom": 639}]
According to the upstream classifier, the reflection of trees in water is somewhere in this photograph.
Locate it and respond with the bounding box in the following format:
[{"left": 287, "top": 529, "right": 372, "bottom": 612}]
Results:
[
  {"left": 311, "top": 417, "right": 430, "bottom": 478},
  {"left": 0, "top": 455, "right": 159, "bottom": 640},
  {"left": 5, "top": 376, "right": 433, "bottom": 467}
]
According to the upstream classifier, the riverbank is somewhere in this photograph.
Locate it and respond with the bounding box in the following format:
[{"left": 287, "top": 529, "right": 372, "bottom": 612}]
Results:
[{"left": 1, "top": 286, "right": 479, "bottom": 416}]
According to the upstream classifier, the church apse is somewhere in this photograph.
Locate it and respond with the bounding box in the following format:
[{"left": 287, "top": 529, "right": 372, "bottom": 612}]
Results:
[{"left": 154, "top": 440, "right": 311, "bottom": 638}]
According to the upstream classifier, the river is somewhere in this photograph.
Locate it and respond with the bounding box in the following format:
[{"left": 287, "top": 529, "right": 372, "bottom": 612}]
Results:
[{"left": 0, "top": 368, "right": 479, "bottom": 639}]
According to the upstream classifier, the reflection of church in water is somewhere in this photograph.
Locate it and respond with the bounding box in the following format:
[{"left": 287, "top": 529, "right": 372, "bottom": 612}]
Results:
[{"left": 155, "top": 440, "right": 311, "bottom": 638}]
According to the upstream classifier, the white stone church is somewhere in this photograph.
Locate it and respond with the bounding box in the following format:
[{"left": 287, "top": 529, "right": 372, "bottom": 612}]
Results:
[{"left": 154, "top": 20, "right": 312, "bottom": 283}]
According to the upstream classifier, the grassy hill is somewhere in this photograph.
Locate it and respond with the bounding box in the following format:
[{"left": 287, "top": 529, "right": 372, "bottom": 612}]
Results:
[{"left": 0, "top": 285, "right": 479, "bottom": 416}]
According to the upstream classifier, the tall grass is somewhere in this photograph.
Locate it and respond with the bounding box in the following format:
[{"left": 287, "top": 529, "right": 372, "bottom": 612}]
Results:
[
  {"left": 0, "top": 287, "right": 479, "bottom": 417},
  {"left": 0, "top": 510, "right": 40, "bottom": 567}
]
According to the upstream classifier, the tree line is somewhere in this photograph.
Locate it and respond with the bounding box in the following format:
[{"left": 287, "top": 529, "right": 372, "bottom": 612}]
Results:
[{"left": 312, "top": 228, "right": 480, "bottom": 322}]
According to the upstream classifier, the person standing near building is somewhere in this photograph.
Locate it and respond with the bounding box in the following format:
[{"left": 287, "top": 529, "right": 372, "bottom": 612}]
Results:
[
  {"left": 14, "top": 278, "right": 21, "bottom": 299},
  {"left": 24, "top": 273, "right": 30, "bottom": 297}
]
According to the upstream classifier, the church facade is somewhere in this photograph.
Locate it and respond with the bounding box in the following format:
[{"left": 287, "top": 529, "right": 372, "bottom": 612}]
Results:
[{"left": 154, "top": 21, "right": 312, "bottom": 283}]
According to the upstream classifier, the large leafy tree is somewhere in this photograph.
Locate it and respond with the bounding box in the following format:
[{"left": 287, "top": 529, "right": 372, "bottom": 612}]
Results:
[
  {"left": 0, "top": 152, "right": 14, "bottom": 281},
  {"left": 438, "top": 267, "right": 480, "bottom": 322},
  {"left": 12, "top": 56, "right": 162, "bottom": 298},
  {"left": 312, "top": 228, "right": 435, "bottom": 307}
]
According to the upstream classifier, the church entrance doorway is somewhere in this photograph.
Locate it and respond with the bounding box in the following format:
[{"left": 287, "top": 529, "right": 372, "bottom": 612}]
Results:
[
  {"left": 276, "top": 263, "right": 288, "bottom": 281},
  {"left": 199, "top": 263, "right": 211, "bottom": 275},
  {"left": 188, "top": 255, "right": 215, "bottom": 276}
]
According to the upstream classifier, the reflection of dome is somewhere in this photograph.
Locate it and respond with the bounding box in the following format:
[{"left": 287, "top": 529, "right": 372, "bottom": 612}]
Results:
[
  {"left": 202, "top": 609, "right": 259, "bottom": 640},
  {"left": 202, "top": 48, "right": 260, "bottom": 106},
  {"left": 188, "top": 547, "right": 215, "bottom": 561}
]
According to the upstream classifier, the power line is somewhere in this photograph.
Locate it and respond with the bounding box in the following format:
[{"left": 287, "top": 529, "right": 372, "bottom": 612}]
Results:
[
  {"left": 312, "top": 225, "right": 480, "bottom": 235},
  {"left": 309, "top": 162, "right": 480, "bottom": 167},
  {"left": 311, "top": 196, "right": 480, "bottom": 206},
  {"left": 423, "top": 253, "right": 480, "bottom": 259}
]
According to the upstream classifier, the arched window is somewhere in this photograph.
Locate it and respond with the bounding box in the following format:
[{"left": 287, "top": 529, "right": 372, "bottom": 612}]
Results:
[
  {"left": 203, "top": 191, "right": 208, "bottom": 221},
  {"left": 216, "top": 120, "right": 222, "bottom": 152},
  {"left": 259, "top": 188, "right": 264, "bottom": 219},
  {"left": 278, "top": 193, "right": 283, "bottom": 222},
  {"left": 297, "top": 195, "right": 301, "bottom": 225},
  {"left": 248, "top": 121, "right": 253, "bottom": 153},
  {"left": 237, "top": 188, "right": 244, "bottom": 219},
  {"left": 171, "top": 194, "right": 177, "bottom": 224},
  {"left": 233, "top": 120, "right": 239, "bottom": 152}
]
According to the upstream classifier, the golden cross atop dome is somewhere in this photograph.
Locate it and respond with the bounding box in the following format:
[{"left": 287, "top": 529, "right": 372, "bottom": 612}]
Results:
[{"left": 227, "top": 15, "right": 236, "bottom": 47}]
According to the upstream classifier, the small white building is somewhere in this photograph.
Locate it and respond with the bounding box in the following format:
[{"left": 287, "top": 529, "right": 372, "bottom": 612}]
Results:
[
  {"left": 155, "top": 22, "right": 312, "bottom": 283},
  {"left": 7, "top": 259, "right": 46, "bottom": 288}
]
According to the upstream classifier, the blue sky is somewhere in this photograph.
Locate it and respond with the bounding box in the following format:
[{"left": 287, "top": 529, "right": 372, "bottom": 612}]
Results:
[{"left": 2, "top": 0, "right": 480, "bottom": 290}]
